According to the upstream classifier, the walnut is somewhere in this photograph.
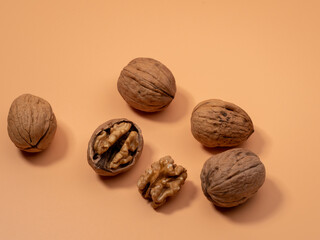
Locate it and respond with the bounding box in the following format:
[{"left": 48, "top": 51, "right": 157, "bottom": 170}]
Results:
[
  {"left": 137, "top": 156, "right": 187, "bottom": 209},
  {"left": 200, "top": 148, "right": 265, "bottom": 208},
  {"left": 117, "top": 57, "right": 176, "bottom": 112},
  {"left": 191, "top": 99, "right": 254, "bottom": 147},
  {"left": 87, "top": 118, "right": 143, "bottom": 176},
  {"left": 7, "top": 94, "right": 57, "bottom": 152}
]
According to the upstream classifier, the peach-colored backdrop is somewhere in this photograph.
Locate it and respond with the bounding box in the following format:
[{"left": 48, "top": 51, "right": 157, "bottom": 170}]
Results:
[{"left": 1, "top": 1, "right": 319, "bottom": 239}]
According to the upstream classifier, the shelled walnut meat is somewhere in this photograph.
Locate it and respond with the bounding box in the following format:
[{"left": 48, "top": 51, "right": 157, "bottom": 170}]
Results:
[
  {"left": 200, "top": 148, "right": 266, "bottom": 208},
  {"left": 137, "top": 156, "right": 187, "bottom": 209},
  {"left": 7, "top": 94, "right": 57, "bottom": 152},
  {"left": 191, "top": 99, "right": 254, "bottom": 147},
  {"left": 117, "top": 57, "right": 176, "bottom": 112},
  {"left": 87, "top": 119, "right": 143, "bottom": 176}
]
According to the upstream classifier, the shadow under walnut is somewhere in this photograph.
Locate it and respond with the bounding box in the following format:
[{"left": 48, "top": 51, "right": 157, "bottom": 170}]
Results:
[
  {"left": 214, "top": 178, "right": 282, "bottom": 223},
  {"left": 156, "top": 181, "right": 198, "bottom": 214}
]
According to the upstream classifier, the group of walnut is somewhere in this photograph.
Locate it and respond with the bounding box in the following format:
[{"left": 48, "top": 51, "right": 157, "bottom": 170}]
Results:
[{"left": 7, "top": 57, "right": 265, "bottom": 209}]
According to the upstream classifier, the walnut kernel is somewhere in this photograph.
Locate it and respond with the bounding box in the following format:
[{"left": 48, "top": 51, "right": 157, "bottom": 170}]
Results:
[
  {"left": 137, "top": 156, "right": 187, "bottom": 208},
  {"left": 87, "top": 119, "right": 143, "bottom": 176}
]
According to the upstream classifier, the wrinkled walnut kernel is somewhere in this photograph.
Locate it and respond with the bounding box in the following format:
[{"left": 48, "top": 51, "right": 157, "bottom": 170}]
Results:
[
  {"left": 87, "top": 119, "right": 143, "bottom": 176},
  {"left": 137, "top": 156, "right": 187, "bottom": 209},
  {"left": 109, "top": 131, "right": 139, "bottom": 169},
  {"left": 94, "top": 122, "right": 132, "bottom": 156}
]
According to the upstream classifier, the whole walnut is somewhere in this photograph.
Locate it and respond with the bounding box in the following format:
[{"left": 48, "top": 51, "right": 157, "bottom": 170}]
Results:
[
  {"left": 191, "top": 99, "right": 254, "bottom": 147},
  {"left": 87, "top": 118, "right": 144, "bottom": 176},
  {"left": 7, "top": 94, "right": 57, "bottom": 152},
  {"left": 117, "top": 57, "right": 176, "bottom": 112},
  {"left": 200, "top": 148, "right": 265, "bottom": 207}
]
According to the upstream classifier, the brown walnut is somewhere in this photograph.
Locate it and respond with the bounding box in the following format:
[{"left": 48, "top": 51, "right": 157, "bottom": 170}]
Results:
[
  {"left": 117, "top": 57, "right": 176, "bottom": 112},
  {"left": 7, "top": 94, "right": 57, "bottom": 152},
  {"left": 137, "top": 156, "right": 187, "bottom": 209},
  {"left": 200, "top": 148, "right": 265, "bottom": 208},
  {"left": 87, "top": 118, "right": 143, "bottom": 176},
  {"left": 191, "top": 99, "right": 254, "bottom": 147}
]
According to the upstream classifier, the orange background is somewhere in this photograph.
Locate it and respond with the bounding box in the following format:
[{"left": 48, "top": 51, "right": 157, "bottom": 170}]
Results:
[{"left": 1, "top": 1, "right": 320, "bottom": 239}]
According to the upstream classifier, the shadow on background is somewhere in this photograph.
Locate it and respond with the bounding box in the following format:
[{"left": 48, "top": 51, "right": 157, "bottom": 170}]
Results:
[
  {"left": 99, "top": 143, "right": 153, "bottom": 188},
  {"left": 202, "top": 145, "right": 233, "bottom": 155},
  {"left": 20, "top": 123, "right": 69, "bottom": 166},
  {"left": 157, "top": 180, "right": 198, "bottom": 214},
  {"left": 129, "top": 86, "right": 194, "bottom": 123},
  {"left": 214, "top": 178, "right": 282, "bottom": 223},
  {"left": 239, "top": 126, "right": 271, "bottom": 156}
]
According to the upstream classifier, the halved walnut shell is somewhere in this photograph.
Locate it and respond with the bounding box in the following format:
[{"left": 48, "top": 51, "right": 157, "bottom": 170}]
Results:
[
  {"left": 87, "top": 118, "right": 143, "bottom": 176},
  {"left": 137, "top": 156, "right": 187, "bottom": 209}
]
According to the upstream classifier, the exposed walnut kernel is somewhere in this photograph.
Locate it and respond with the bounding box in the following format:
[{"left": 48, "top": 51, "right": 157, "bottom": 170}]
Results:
[
  {"left": 110, "top": 131, "right": 139, "bottom": 169},
  {"left": 87, "top": 119, "right": 143, "bottom": 176},
  {"left": 94, "top": 122, "right": 132, "bottom": 155},
  {"left": 137, "top": 156, "right": 187, "bottom": 209}
]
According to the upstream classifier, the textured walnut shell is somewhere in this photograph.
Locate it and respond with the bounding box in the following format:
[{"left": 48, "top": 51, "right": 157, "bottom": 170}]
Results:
[
  {"left": 87, "top": 118, "right": 143, "bottom": 176},
  {"left": 137, "top": 156, "right": 187, "bottom": 208},
  {"left": 117, "top": 57, "right": 176, "bottom": 112},
  {"left": 7, "top": 94, "right": 57, "bottom": 152},
  {"left": 200, "top": 148, "right": 266, "bottom": 208},
  {"left": 191, "top": 99, "right": 254, "bottom": 147}
]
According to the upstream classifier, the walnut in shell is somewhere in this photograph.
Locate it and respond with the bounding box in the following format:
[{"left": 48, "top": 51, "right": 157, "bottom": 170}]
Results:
[
  {"left": 117, "top": 57, "right": 176, "bottom": 112},
  {"left": 137, "top": 156, "right": 187, "bottom": 209},
  {"left": 87, "top": 118, "right": 143, "bottom": 176},
  {"left": 191, "top": 99, "right": 254, "bottom": 147},
  {"left": 7, "top": 94, "right": 57, "bottom": 152},
  {"left": 200, "top": 148, "right": 265, "bottom": 207}
]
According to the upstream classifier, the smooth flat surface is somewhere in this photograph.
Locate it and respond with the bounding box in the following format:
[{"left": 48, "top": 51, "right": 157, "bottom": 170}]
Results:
[{"left": 0, "top": 1, "right": 319, "bottom": 239}]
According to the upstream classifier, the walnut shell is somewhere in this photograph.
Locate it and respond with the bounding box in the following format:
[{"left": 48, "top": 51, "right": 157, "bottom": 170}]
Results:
[
  {"left": 200, "top": 148, "right": 265, "bottom": 207},
  {"left": 191, "top": 99, "right": 254, "bottom": 147},
  {"left": 117, "top": 57, "right": 176, "bottom": 112},
  {"left": 137, "top": 156, "right": 187, "bottom": 208},
  {"left": 87, "top": 118, "right": 144, "bottom": 176},
  {"left": 7, "top": 94, "right": 57, "bottom": 152}
]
